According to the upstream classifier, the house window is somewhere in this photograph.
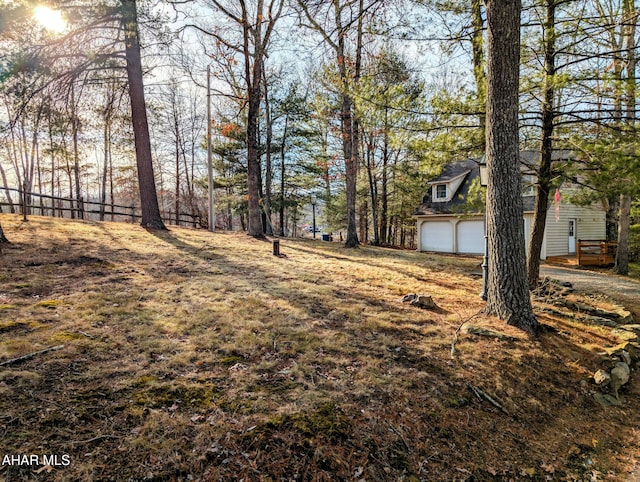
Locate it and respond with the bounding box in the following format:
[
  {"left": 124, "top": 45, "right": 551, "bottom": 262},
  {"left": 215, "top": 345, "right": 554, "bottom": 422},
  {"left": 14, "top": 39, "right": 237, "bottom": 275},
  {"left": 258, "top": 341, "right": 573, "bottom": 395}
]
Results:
[
  {"left": 522, "top": 174, "right": 535, "bottom": 196},
  {"left": 435, "top": 184, "right": 447, "bottom": 200}
]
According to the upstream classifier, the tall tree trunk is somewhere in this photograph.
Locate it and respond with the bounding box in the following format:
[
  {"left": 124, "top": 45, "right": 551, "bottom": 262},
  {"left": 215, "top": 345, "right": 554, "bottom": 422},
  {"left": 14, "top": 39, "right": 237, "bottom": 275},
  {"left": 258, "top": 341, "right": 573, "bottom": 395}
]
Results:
[
  {"left": 244, "top": 0, "right": 265, "bottom": 238},
  {"left": 101, "top": 112, "right": 111, "bottom": 221},
  {"left": 279, "top": 114, "right": 288, "bottom": 237},
  {"left": 471, "top": 0, "right": 487, "bottom": 148},
  {"left": 615, "top": 0, "right": 637, "bottom": 275},
  {"left": 338, "top": 73, "right": 358, "bottom": 246},
  {"left": 296, "top": 0, "right": 367, "bottom": 247},
  {"left": 61, "top": 134, "right": 74, "bottom": 218},
  {"left": 226, "top": 185, "right": 233, "bottom": 230},
  {"left": 380, "top": 107, "right": 389, "bottom": 245},
  {"left": 207, "top": 0, "right": 282, "bottom": 235},
  {"left": 527, "top": 0, "right": 556, "bottom": 289},
  {"left": 359, "top": 199, "right": 368, "bottom": 244},
  {"left": 365, "top": 134, "right": 379, "bottom": 245},
  {"left": 263, "top": 71, "right": 273, "bottom": 236},
  {"left": 615, "top": 193, "right": 631, "bottom": 274},
  {"left": 596, "top": 0, "right": 625, "bottom": 244},
  {"left": 70, "top": 84, "right": 83, "bottom": 219},
  {"left": 335, "top": 2, "right": 359, "bottom": 248},
  {"left": 0, "top": 222, "right": 8, "bottom": 243},
  {"left": 175, "top": 133, "right": 180, "bottom": 225},
  {"left": 122, "top": 0, "right": 166, "bottom": 230},
  {"left": 485, "top": 0, "right": 540, "bottom": 334},
  {"left": 0, "top": 162, "right": 15, "bottom": 214},
  {"left": 109, "top": 139, "right": 115, "bottom": 221},
  {"left": 48, "top": 110, "right": 55, "bottom": 212}
]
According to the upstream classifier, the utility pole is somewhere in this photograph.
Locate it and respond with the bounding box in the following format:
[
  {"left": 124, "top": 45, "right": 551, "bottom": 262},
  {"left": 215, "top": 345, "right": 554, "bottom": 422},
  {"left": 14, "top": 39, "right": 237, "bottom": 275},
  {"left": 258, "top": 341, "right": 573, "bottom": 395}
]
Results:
[{"left": 207, "top": 66, "right": 215, "bottom": 232}]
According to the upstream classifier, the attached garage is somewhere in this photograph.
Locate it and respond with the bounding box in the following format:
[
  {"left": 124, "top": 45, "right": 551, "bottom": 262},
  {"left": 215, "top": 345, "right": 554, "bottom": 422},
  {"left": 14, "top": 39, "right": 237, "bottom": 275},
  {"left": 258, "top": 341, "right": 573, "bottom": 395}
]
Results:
[
  {"left": 420, "top": 221, "right": 453, "bottom": 252},
  {"left": 418, "top": 218, "right": 484, "bottom": 254},
  {"left": 456, "top": 220, "right": 484, "bottom": 254},
  {"left": 414, "top": 154, "right": 607, "bottom": 260}
]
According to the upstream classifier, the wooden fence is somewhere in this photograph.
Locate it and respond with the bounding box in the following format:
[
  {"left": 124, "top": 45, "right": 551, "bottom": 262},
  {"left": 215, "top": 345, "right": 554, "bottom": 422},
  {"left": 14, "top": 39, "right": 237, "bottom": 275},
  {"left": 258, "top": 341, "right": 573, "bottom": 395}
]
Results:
[{"left": 0, "top": 185, "right": 204, "bottom": 228}]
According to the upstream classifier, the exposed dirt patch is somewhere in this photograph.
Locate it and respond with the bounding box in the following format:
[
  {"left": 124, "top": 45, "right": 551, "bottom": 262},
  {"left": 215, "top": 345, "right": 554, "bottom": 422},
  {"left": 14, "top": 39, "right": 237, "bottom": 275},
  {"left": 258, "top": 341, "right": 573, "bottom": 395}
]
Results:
[{"left": 1, "top": 214, "right": 640, "bottom": 481}]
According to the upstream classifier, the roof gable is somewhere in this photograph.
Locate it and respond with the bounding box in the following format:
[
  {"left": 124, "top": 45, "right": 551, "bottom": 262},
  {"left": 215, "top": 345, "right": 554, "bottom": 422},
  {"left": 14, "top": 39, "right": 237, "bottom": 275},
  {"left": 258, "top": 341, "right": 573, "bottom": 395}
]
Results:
[
  {"left": 415, "top": 158, "right": 480, "bottom": 214},
  {"left": 414, "top": 150, "right": 583, "bottom": 216}
]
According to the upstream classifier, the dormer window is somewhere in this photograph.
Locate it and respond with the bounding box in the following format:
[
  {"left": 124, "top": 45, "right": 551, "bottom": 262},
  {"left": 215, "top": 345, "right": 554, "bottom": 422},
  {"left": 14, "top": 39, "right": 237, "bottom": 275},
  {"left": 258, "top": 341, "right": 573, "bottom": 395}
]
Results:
[
  {"left": 522, "top": 174, "right": 535, "bottom": 196},
  {"left": 427, "top": 168, "right": 470, "bottom": 204},
  {"left": 435, "top": 184, "right": 447, "bottom": 200}
]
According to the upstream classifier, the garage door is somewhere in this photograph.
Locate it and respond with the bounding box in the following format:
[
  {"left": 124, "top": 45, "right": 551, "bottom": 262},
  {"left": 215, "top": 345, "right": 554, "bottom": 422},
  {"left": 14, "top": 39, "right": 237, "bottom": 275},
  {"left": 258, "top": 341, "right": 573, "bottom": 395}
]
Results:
[
  {"left": 457, "top": 220, "right": 484, "bottom": 254},
  {"left": 421, "top": 221, "right": 453, "bottom": 252}
]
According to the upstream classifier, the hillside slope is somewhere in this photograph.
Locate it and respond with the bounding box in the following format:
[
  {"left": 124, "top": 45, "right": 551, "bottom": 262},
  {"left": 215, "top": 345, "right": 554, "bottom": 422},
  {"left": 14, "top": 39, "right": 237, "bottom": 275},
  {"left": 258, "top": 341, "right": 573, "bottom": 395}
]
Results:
[{"left": 1, "top": 214, "right": 639, "bottom": 481}]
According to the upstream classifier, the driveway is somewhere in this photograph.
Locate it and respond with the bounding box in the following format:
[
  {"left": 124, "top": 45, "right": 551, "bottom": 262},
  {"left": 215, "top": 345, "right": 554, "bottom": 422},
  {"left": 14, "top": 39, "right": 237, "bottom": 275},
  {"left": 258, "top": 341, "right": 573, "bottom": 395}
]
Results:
[{"left": 540, "top": 264, "right": 640, "bottom": 316}]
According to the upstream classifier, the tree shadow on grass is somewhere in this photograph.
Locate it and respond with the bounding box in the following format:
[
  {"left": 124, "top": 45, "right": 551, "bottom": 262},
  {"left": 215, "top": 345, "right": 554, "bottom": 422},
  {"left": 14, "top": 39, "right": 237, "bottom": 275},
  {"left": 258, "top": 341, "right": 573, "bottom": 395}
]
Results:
[
  {"left": 145, "top": 227, "right": 223, "bottom": 261},
  {"left": 286, "top": 243, "right": 477, "bottom": 294}
]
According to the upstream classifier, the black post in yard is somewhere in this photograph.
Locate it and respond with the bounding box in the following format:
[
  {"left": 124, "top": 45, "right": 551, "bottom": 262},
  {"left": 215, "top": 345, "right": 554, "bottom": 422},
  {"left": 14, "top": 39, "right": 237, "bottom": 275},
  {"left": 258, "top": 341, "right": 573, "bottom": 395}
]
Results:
[
  {"left": 478, "top": 159, "right": 489, "bottom": 301},
  {"left": 22, "top": 181, "right": 28, "bottom": 222},
  {"left": 311, "top": 193, "right": 317, "bottom": 239},
  {"left": 480, "top": 215, "right": 489, "bottom": 301}
]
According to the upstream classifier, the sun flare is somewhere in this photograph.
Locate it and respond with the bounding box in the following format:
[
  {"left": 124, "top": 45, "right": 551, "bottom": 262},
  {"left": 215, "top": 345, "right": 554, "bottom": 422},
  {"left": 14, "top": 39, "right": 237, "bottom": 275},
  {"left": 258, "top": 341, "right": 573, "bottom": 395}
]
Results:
[{"left": 33, "top": 6, "right": 67, "bottom": 34}]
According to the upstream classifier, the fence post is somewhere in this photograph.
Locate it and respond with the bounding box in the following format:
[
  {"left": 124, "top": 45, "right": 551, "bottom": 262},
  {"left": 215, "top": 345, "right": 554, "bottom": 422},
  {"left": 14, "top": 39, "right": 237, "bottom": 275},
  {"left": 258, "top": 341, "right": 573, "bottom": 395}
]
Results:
[
  {"left": 22, "top": 181, "right": 28, "bottom": 222},
  {"left": 130, "top": 205, "right": 135, "bottom": 223},
  {"left": 577, "top": 240, "right": 582, "bottom": 266}
]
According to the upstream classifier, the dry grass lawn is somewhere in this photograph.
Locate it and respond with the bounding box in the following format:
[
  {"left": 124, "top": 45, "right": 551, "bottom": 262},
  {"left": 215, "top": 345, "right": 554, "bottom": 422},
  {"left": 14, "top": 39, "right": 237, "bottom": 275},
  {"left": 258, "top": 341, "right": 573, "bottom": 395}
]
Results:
[{"left": 1, "top": 214, "right": 640, "bottom": 481}]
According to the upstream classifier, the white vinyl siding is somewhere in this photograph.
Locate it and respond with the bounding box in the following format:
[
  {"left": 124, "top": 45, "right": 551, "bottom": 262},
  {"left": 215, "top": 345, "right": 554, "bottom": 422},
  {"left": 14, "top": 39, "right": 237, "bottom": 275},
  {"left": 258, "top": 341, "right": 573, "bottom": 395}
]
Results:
[
  {"left": 543, "top": 204, "right": 606, "bottom": 257},
  {"left": 524, "top": 213, "right": 548, "bottom": 259}
]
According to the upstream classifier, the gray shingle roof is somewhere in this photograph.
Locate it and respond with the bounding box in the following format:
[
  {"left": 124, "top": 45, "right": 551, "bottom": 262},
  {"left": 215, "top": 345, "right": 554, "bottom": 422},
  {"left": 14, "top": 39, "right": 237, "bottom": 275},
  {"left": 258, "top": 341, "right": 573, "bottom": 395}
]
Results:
[
  {"left": 413, "top": 151, "right": 571, "bottom": 216},
  {"left": 414, "top": 158, "right": 480, "bottom": 215}
]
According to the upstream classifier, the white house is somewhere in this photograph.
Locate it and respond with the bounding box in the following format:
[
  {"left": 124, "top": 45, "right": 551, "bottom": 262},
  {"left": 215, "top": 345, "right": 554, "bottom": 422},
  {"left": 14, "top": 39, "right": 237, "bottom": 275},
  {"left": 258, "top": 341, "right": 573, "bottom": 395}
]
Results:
[{"left": 413, "top": 152, "right": 607, "bottom": 259}]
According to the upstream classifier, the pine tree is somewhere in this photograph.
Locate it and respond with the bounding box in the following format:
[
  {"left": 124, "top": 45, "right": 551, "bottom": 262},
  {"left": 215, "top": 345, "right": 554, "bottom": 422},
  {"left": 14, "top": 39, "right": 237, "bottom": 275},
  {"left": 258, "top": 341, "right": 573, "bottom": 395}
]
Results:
[{"left": 485, "top": 0, "right": 540, "bottom": 334}]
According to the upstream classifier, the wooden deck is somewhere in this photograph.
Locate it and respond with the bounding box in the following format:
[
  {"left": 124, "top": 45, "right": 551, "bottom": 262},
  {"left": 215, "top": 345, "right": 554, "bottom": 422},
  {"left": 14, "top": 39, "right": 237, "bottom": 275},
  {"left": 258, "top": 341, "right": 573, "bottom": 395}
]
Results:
[
  {"left": 545, "top": 255, "right": 578, "bottom": 266},
  {"left": 545, "top": 240, "right": 617, "bottom": 267},
  {"left": 577, "top": 240, "right": 617, "bottom": 267}
]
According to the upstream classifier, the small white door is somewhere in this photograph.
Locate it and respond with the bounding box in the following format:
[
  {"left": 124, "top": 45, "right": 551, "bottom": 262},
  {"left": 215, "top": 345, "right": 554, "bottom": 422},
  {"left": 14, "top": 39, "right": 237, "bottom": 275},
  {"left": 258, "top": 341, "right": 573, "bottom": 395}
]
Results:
[{"left": 568, "top": 219, "right": 576, "bottom": 254}]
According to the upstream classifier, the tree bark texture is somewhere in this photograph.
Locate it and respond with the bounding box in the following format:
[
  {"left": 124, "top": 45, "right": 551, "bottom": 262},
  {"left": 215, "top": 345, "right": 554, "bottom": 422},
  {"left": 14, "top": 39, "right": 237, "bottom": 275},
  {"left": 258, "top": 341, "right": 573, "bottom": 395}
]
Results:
[
  {"left": 380, "top": 107, "right": 389, "bottom": 245},
  {"left": 296, "top": 0, "right": 361, "bottom": 247},
  {"left": 263, "top": 73, "right": 274, "bottom": 236},
  {"left": 338, "top": 38, "right": 359, "bottom": 247},
  {"left": 122, "top": 0, "right": 166, "bottom": 230},
  {"left": 279, "top": 115, "right": 288, "bottom": 237},
  {"left": 246, "top": 66, "right": 264, "bottom": 237},
  {"left": 527, "top": 0, "right": 556, "bottom": 289},
  {"left": 0, "top": 222, "right": 8, "bottom": 244},
  {"left": 615, "top": 0, "right": 637, "bottom": 275},
  {"left": 485, "top": 0, "right": 540, "bottom": 334},
  {"left": 471, "top": 0, "right": 486, "bottom": 147},
  {"left": 615, "top": 193, "right": 631, "bottom": 274}
]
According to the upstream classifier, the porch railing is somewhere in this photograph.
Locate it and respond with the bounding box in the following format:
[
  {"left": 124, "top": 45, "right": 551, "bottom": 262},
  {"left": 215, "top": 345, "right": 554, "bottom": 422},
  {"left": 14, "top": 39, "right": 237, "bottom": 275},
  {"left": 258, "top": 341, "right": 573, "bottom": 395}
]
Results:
[{"left": 577, "top": 240, "right": 617, "bottom": 266}]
